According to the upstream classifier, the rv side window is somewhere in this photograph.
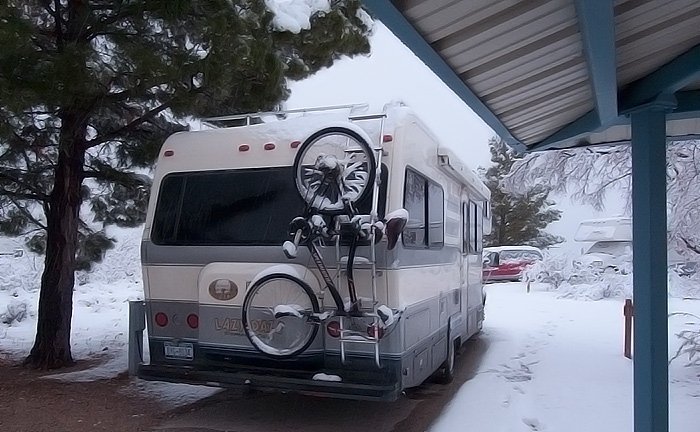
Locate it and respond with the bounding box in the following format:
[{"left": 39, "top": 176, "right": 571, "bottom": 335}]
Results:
[
  {"left": 402, "top": 168, "right": 444, "bottom": 249},
  {"left": 468, "top": 200, "right": 482, "bottom": 253},
  {"left": 462, "top": 202, "right": 469, "bottom": 254},
  {"left": 428, "top": 182, "right": 444, "bottom": 247},
  {"left": 476, "top": 201, "right": 483, "bottom": 251}
]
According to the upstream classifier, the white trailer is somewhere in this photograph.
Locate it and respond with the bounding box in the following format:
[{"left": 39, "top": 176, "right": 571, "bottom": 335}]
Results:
[{"left": 134, "top": 103, "right": 490, "bottom": 401}]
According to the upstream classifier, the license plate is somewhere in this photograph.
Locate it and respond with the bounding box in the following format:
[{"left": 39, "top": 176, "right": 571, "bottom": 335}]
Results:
[{"left": 164, "top": 342, "right": 194, "bottom": 360}]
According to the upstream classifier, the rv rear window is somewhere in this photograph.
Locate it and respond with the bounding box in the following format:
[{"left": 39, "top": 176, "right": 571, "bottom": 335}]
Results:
[{"left": 151, "top": 166, "right": 386, "bottom": 246}]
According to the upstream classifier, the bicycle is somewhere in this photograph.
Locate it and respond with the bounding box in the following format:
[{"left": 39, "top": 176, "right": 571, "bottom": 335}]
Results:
[{"left": 241, "top": 125, "right": 406, "bottom": 359}]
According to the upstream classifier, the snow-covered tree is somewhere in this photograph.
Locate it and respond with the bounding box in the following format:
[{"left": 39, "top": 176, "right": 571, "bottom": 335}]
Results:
[
  {"left": 504, "top": 140, "right": 700, "bottom": 257},
  {"left": 483, "top": 138, "right": 563, "bottom": 249},
  {"left": 0, "top": 0, "right": 371, "bottom": 369}
]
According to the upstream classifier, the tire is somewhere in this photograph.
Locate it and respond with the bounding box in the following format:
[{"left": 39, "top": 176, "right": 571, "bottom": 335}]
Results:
[
  {"left": 242, "top": 273, "right": 320, "bottom": 359},
  {"left": 293, "top": 126, "right": 376, "bottom": 214},
  {"left": 435, "top": 338, "right": 457, "bottom": 384}
]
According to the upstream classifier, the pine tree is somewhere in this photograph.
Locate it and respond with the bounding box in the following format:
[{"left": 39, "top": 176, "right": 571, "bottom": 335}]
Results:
[
  {"left": 482, "top": 138, "right": 563, "bottom": 249},
  {"left": 0, "top": 0, "right": 371, "bottom": 369}
]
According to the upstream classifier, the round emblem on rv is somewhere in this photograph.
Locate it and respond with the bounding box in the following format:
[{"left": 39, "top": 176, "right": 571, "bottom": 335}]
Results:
[{"left": 209, "top": 279, "right": 238, "bottom": 301}]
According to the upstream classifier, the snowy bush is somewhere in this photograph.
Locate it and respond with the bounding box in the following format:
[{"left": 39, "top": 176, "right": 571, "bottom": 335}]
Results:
[
  {"left": 523, "top": 251, "right": 633, "bottom": 299},
  {"left": 527, "top": 249, "right": 700, "bottom": 301},
  {"left": 669, "top": 271, "right": 700, "bottom": 299},
  {"left": 556, "top": 273, "right": 632, "bottom": 301},
  {"left": 524, "top": 255, "right": 568, "bottom": 290},
  {"left": 670, "top": 312, "right": 700, "bottom": 367},
  {"left": 0, "top": 299, "right": 29, "bottom": 325}
]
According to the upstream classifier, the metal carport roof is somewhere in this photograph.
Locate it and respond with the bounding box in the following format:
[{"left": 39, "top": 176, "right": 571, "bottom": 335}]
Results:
[
  {"left": 364, "top": 0, "right": 700, "bottom": 152},
  {"left": 361, "top": 1, "right": 700, "bottom": 432}
]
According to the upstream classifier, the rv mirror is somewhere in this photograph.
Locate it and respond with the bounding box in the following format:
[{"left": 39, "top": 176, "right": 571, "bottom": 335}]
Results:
[
  {"left": 484, "top": 252, "right": 499, "bottom": 267},
  {"left": 384, "top": 208, "right": 408, "bottom": 250}
]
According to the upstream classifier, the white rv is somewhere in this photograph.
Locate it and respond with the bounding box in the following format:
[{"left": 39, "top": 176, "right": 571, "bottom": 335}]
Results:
[
  {"left": 135, "top": 104, "right": 490, "bottom": 401},
  {"left": 572, "top": 216, "right": 691, "bottom": 275},
  {"left": 573, "top": 217, "right": 632, "bottom": 273}
]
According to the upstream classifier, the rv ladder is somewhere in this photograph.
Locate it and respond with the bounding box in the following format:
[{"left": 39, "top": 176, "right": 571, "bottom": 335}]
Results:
[{"left": 336, "top": 112, "right": 387, "bottom": 369}]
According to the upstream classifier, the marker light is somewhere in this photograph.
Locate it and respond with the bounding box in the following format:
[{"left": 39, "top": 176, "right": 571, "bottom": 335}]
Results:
[{"left": 155, "top": 312, "right": 168, "bottom": 327}]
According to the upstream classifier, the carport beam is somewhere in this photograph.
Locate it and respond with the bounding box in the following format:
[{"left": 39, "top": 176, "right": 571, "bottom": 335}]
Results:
[{"left": 630, "top": 109, "right": 668, "bottom": 432}]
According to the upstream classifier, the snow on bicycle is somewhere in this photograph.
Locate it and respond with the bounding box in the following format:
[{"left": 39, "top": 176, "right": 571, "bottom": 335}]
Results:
[{"left": 134, "top": 103, "right": 491, "bottom": 401}]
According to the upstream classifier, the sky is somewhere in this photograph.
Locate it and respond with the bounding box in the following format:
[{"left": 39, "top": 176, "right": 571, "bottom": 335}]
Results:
[
  {"left": 286, "top": 22, "right": 496, "bottom": 170},
  {"left": 287, "top": 21, "right": 626, "bottom": 251}
]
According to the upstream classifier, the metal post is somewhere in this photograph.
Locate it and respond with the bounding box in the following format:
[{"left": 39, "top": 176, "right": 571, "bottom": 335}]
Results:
[
  {"left": 128, "top": 300, "right": 146, "bottom": 376},
  {"left": 624, "top": 298, "right": 633, "bottom": 359},
  {"left": 630, "top": 108, "right": 668, "bottom": 432}
]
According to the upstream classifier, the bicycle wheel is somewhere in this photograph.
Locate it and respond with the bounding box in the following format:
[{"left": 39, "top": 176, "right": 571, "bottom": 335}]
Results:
[
  {"left": 294, "top": 126, "right": 376, "bottom": 214},
  {"left": 242, "top": 273, "right": 320, "bottom": 358}
]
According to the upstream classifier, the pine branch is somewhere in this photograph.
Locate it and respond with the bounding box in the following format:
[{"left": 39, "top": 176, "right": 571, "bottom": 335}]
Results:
[
  {"left": 0, "top": 172, "right": 50, "bottom": 201},
  {"left": 4, "top": 196, "right": 47, "bottom": 230},
  {"left": 81, "top": 169, "right": 144, "bottom": 187},
  {"left": 0, "top": 190, "right": 49, "bottom": 202},
  {"left": 85, "top": 101, "right": 173, "bottom": 149}
]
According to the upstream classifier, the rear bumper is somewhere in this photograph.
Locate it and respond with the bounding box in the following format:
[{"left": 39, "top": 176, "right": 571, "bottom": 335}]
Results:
[
  {"left": 137, "top": 362, "right": 402, "bottom": 401},
  {"left": 139, "top": 339, "right": 402, "bottom": 401}
]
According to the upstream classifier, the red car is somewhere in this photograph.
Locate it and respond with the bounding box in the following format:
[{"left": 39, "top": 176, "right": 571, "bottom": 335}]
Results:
[{"left": 482, "top": 246, "right": 543, "bottom": 282}]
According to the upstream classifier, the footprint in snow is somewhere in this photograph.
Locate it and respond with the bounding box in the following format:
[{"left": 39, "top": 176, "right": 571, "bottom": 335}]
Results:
[{"left": 522, "top": 417, "right": 544, "bottom": 431}]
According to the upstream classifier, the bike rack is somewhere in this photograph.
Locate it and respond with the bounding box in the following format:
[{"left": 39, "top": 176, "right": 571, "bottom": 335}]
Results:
[{"left": 335, "top": 111, "right": 388, "bottom": 369}]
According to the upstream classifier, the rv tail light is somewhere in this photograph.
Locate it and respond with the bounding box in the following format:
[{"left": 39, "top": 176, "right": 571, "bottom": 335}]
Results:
[
  {"left": 155, "top": 312, "right": 168, "bottom": 327},
  {"left": 326, "top": 321, "right": 341, "bottom": 338},
  {"left": 290, "top": 141, "right": 301, "bottom": 149},
  {"left": 164, "top": 150, "right": 174, "bottom": 157},
  {"left": 367, "top": 325, "right": 383, "bottom": 339},
  {"left": 239, "top": 144, "right": 250, "bottom": 152},
  {"left": 264, "top": 143, "right": 275, "bottom": 150},
  {"left": 382, "top": 134, "right": 393, "bottom": 143},
  {"left": 187, "top": 313, "right": 199, "bottom": 329}
]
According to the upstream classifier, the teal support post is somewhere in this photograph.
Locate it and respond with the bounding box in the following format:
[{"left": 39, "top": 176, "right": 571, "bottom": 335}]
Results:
[{"left": 630, "top": 108, "right": 668, "bottom": 432}]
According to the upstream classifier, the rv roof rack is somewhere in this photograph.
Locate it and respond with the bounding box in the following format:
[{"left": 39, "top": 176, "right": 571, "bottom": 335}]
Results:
[{"left": 202, "top": 103, "right": 370, "bottom": 124}]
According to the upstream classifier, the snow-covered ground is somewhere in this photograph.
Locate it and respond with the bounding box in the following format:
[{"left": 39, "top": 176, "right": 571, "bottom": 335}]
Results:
[
  {"left": 0, "top": 227, "right": 220, "bottom": 407},
  {"left": 0, "top": 227, "right": 143, "bottom": 367},
  {"left": 2, "top": 233, "right": 700, "bottom": 426},
  {"left": 432, "top": 282, "right": 700, "bottom": 432}
]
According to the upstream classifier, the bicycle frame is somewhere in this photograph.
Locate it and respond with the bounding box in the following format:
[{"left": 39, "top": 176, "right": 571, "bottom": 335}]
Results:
[{"left": 305, "top": 224, "right": 363, "bottom": 317}]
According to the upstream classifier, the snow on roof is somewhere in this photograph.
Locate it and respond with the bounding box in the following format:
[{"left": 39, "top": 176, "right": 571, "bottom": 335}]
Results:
[
  {"left": 578, "top": 216, "right": 631, "bottom": 225},
  {"left": 574, "top": 217, "right": 632, "bottom": 242},
  {"left": 191, "top": 103, "right": 415, "bottom": 144}
]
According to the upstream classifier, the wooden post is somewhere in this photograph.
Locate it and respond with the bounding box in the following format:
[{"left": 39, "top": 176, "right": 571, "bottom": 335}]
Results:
[{"left": 624, "top": 298, "right": 633, "bottom": 359}]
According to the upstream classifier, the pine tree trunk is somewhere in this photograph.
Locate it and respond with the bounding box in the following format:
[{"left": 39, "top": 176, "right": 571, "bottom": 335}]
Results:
[
  {"left": 498, "top": 208, "right": 508, "bottom": 246},
  {"left": 24, "top": 110, "right": 86, "bottom": 369}
]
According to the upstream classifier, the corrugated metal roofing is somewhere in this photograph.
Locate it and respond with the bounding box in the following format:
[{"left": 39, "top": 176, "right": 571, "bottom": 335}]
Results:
[{"left": 366, "top": 0, "right": 700, "bottom": 151}]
